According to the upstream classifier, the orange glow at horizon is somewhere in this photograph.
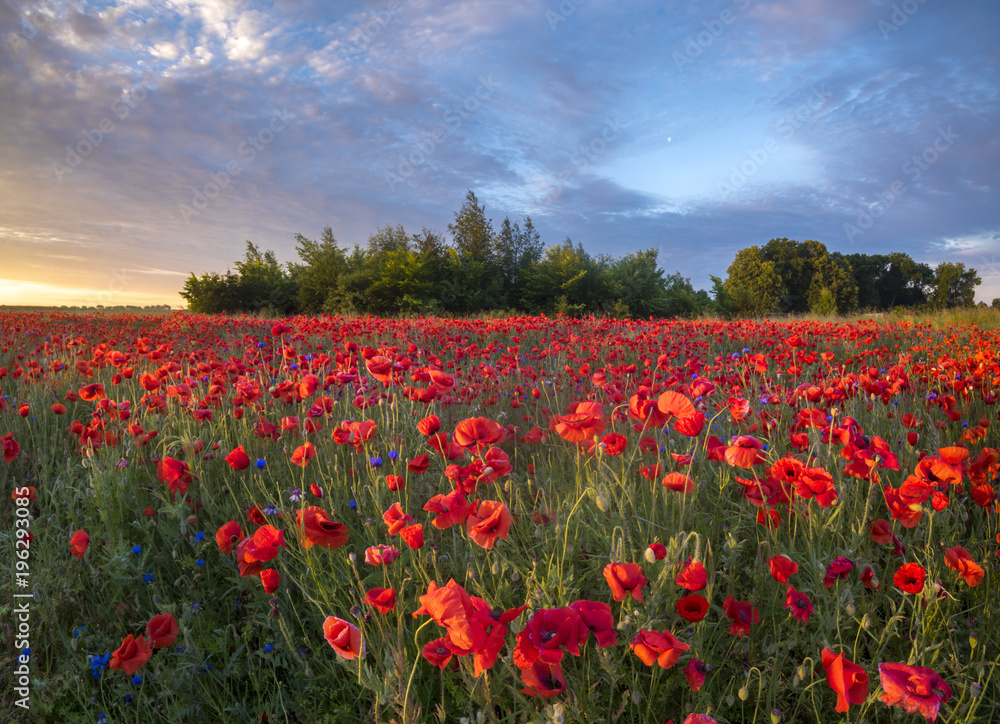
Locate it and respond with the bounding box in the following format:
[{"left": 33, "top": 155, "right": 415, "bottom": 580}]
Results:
[{"left": 0, "top": 278, "right": 184, "bottom": 308}]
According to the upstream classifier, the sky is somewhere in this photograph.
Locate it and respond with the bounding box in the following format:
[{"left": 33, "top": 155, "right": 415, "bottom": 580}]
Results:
[{"left": 1, "top": 0, "right": 998, "bottom": 308}]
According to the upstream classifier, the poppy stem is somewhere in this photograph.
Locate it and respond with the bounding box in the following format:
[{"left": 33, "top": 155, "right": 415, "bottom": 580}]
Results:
[{"left": 403, "top": 618, "right": 434, "bottom": 723}]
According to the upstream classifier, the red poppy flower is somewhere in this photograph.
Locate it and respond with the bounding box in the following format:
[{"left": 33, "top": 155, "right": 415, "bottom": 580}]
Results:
[
  {"left": 157, "top": 456, "right": 194, "bottom": 497},
  {"left": 51, "top": 403, "right": 66, "bottom": 415},
  {"left": 675, "top": 558, "right": 707, "bottom": 592},
  {"left": 684, "top": 659, "right": 709, "bottom": 692},
  {"left": 243, "top": 524, "right": 285, "bottom": 563},
  {"left": 870, "top": 519, "right": 893, "bottom": 544},
  {"left": 69, "top": 529, "right": 90, "bottom": 559},
  {"left": 630, "top": 628, "right": 690, "bottom": 669},
  {"left": 78, "top": 382, "right": 106, "bottom": 402},
  {"left": 603, "top": 562, "right": 647, "bottom": 602},
  {"left": 323, "top": 616, "right": 364, "bottom": 660},
  {"left": 12, "top": 486, "right": 36, "bottom": 502},
  {"left": 551, "top": 401, "right": 605, "bottom": 443},
  {"left": 296, "top": 507, "right": 349, "bottom": 550},
  {"left": 453, "top": 416, "right": 507, "bottom": 451},
  {"left": 657, "top": 390, "right": 696, "bottom": 420},
  {"left": 400, "top": 523, "right": 424, "bottom": 549},
  {"left": 783, "top": 585, "right": 814, "bottom": 623},
  {"left": 413, "top": 579, "right": 489, "bottom": 653},
  {"left": 382, "top": 502, "right": 413, "bottom": 535},
  {"left": 648, "top": 542, "right": 667, "bottom": 560},
  {"left": 236, "top": 537, "right": 264, "bottom": 578},
  {"left": 407, "top": 454, "right": 430, "bottom": 474},
  {"left": 943, "top": 547, "right": 984, "bottom": 587},
  {"left": 260, "top": 568, "right": 281, "bottom": 593},
  {"left": 601, "top": 433, "right": 627, "bottom": 455},
  {"left": 424, "top": 490, "right": 473, "bottom": 529},
  {"left": 145, "top": 613, "right": 179, "bottom": 649},
  {"left": 676, "top": 593, "right": 710, "bottom": 623},
  {"left": 821, "top": 648, "right": 868, "bottom": 714},
  {"left": 417, "top": 415, "right": 441, "bottom": 435},
  {"left": 662, "top": 472, "right": 695, "bottom": 493},
  {"left": 225, "top": 445, "right": 251, "bottom": 470},
  {"left": 290, "top": 442, "right": 317, "bottom": 467},
  {"left": 247, "top": 506, "right": 266, "bottom": 525},
  {"left": 109, "top": 634, "right": 152, "bottom": 676},
  {"left": 520, "top": 660, "right": 566, "bottom": 699},
  {"left": 422, "top": 638, "right": 454, "bottom": 670},
  {"left": 878, "top": 662, "right": 952, "bottom": 722},
  {"left": 768, "top": 554, "right": 799, "bottom": 583},
  {"left": 725, "top": 436, "right": 765, "bottom": 468},
  {"left": 722, "top": 595, "right": 759, "bottom": 637},
  {"left": 568, "top": 600, "right": 617, "bottom": 648},
  {"left": 823, "top": 556, "right": 854, "bottom": 587},
  {"left": 514, "top": 607, "right": 585, "bottom": 667},
  {"left": 215, "top": 520, "right": 244, "bottom": 556},
  {"left": 674, "top": 412, "right": 706, "bottom": 437},
  {"left": 861, "top": 565, "right": 882, "bottom": 590},
  {"left": 894, "top": 562, "right": 926, "bottom": 594},
  {"left": 366, "top": 587, "right": 397, "bottom": 614},
  {"left": 365, "top": 544, "right": 400, "bottom": 566},
  {"left": 386, "top": 474, "right": 405, "bottom": 491},
  {"left": 466, "top": 500, "right": 511, "bottom": 550}
]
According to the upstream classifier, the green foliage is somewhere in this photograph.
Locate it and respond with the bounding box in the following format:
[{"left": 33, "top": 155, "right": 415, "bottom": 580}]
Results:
[
  {"left": 724, "top": 246, "right": 785, "bottom": 315},
  {"left": 931, "top": 261, "right": 981, "bottom": 309},
  {"left": 810, "top": 286, "right": 837, "bottom": 315},
  {"left": 178, "top": 189, "right": 712, "bottom": 318}
]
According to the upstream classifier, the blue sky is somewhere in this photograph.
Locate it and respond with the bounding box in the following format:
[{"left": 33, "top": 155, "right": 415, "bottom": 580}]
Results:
[{"left": 1, "top": 0, "right": 998, "bottom": 307}]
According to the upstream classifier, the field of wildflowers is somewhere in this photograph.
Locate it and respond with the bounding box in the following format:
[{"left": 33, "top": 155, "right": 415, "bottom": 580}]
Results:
[{"left": 2, "top": 311, "right": 998, "bottom": 723}]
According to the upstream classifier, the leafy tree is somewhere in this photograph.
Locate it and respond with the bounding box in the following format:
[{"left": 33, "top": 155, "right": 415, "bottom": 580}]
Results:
[
  {"left": 521, "top": 238, "right": 606, "bottom": 315},
  {"left": 932, "top": 262, "right": 980, "bottom": 309},
  {"left": 724, "top": 246, "right": 785, "bottom": 315},
  {"left": 808, "top": 252, "right": 857, "bottom": 313},
  {"left": 991, "top": 297, "right": 1000, "bottom": 310},
  {"left": 497, "top": 216, "right": 545, "bottom": 306},
  {"left": 291, "top": 226, "right": 347, "bottom": 313}
]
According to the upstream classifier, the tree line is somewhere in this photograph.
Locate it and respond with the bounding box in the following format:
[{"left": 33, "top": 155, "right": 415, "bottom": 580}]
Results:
[{"left": 179, "top": 190, "right": 989, "bottom": 317}]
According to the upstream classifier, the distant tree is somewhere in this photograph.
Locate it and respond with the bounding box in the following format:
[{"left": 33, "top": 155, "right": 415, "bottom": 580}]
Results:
[
  {"left": 724, "top": 246, "right": 785, "bottom": 315},
  {"left": 291, "top": 226, "right": 347, "bottom": 313},
  {"left": 521, "top": 238, "right": 605, "bottom": 316},
  {"left": 932, "top": 262, "right": 980, "bottom": 309},
  {"left": 808, "top": 252, "right": 857, "bottom": 313},
  {"left": 446, "top": 190, "right": 504, "bottom": 311},
  {"left": 991, "top": 297, "right": 1000, "bottom": 310}
]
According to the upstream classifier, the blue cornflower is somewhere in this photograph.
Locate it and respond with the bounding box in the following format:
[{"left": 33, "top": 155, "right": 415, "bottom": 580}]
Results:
[
  {"left": 257, "top": 342, "right": 266, "bottom": 348},
  {"left": 369, "top": 456, "right": 383, "bottom": 469},
  {"left": 195, "top": 559, "right": 205, "bottom": 567},
  {"left": 289, "top": 489, "right": 302, "bottom": 503},
  {"left": 255, "top": 459, "right": 267, "bottom": 469},
  {"left": 263, "top": 643, "right": 274, "bottom": 653},
  {"left": 131, "top": 675, "right": 142, "bottom": 685},
  {"left": 97, "top": 713, "right": 107, "bottom": 723},
  {"left": 73, "top": 626, "right": 86, "bottom": 638},
  {"left": 21, "top": 647, "right": 30, "bottom": 658},
  {"left": 132, "top": 545, "right": 142, "bottom": 555},
  {"left": 290, "top": 364, "right": 299, "bottom": 370},
  {"left": 349, "top": 498, "right": 358, "bottom": 512},
  {"left": 89, "top": 651, "right": 110, "bottom": 679},
  {"left": 193, "top": 531, "right": 205, "bottom": 543},
  {"left": 262, "top": 504, "right": 278, "bottom": 516},
  {"left": 731, "top": 353, "right": 740, "bottom": 359},
  {"left": 143, "top": 570, "right": 155, "bottom": 584},
  {"left": 388, "top": 450, "right": 399, "bottom": 461},
  {"left": 125, "top": 694, "right": 133, "bottom": 703}
]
